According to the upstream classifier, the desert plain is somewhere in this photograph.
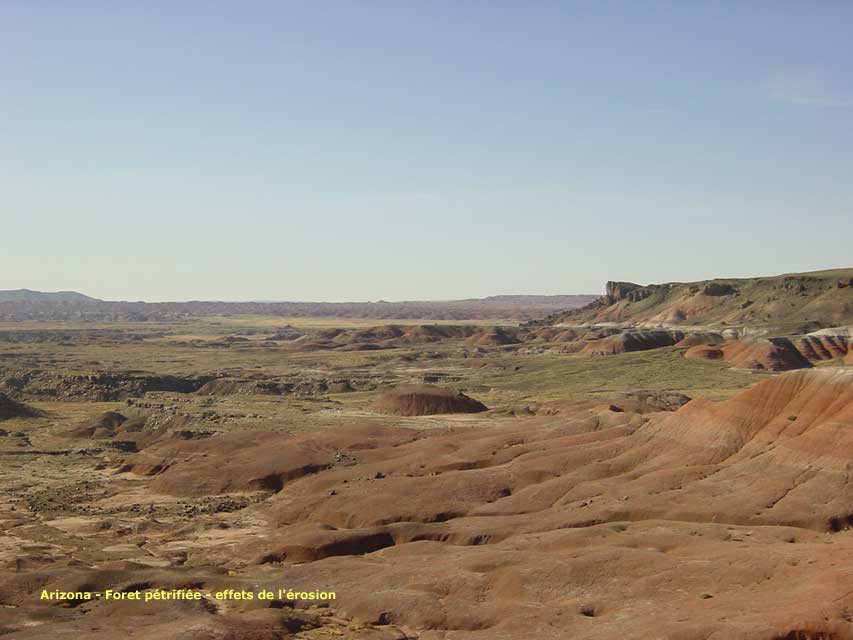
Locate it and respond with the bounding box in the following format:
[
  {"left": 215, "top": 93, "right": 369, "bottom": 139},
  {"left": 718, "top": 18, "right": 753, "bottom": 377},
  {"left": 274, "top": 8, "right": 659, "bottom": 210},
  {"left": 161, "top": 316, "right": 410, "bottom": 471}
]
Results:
[{"left": 2, "top": 270, "right": 853, "bottom": 639}]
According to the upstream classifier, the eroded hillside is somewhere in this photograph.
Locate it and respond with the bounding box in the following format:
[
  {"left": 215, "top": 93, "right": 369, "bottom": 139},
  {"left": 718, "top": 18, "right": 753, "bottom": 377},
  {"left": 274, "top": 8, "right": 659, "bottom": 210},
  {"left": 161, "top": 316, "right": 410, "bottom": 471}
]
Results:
[
  {"left": 2, "top": 308, "right": 853, "bottom": 639},
  {"left": 541, "top": 268, "right": 853, "bottom": 331}
]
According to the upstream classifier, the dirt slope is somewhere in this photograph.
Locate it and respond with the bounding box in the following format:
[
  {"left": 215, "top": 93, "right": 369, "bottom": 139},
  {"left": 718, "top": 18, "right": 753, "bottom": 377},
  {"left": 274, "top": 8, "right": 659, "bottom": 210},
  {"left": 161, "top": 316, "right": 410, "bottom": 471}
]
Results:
[
  {"left": 0, "top": 392, "right": 42, "bottom": 420},
  {"left": 684, "top": 338, "right": 814, "bottom": 371},
  {"left": 45, "top": 368, "right": 850, "bottom": 639}
]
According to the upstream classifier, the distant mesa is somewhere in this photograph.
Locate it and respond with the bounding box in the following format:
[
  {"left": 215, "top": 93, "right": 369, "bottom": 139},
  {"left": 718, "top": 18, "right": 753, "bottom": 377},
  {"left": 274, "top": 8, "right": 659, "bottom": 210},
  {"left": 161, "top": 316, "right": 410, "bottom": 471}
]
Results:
[
  {"left": 518, "top": 268, "right": 853, "bottom": 373},
  {"left": 371, "top": 385, "right": 488, "bottom": 416},
  {"left": 543, "top": 268, "right": 853, "bottom": 330}
]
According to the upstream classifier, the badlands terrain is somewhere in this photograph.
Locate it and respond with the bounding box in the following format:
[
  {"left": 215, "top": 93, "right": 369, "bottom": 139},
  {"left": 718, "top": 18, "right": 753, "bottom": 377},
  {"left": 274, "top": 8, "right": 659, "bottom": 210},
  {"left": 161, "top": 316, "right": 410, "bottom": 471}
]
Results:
[{"left": 2, "top": 269, "right": 853, "bottom": 639}]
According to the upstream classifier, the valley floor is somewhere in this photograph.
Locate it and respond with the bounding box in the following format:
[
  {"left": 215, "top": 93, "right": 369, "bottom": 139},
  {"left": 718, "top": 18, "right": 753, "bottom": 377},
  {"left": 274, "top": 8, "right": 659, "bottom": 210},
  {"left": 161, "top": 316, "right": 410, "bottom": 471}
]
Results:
[{"left": 1, "top": 317, "right": 851, "bottom": 639}]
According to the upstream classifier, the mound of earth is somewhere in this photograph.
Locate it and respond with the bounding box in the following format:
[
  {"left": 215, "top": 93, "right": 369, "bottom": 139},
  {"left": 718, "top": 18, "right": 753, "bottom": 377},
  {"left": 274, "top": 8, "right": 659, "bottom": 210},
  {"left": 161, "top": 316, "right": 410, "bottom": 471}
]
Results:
[
  {"left": 610, "top": 389, "right": 692, "bottom": 413},
  {"left": 332, "top": 326, "right": 406, "bottom": 345},
  {"left": 65, "top": 411, "right": 128, "bottom": 438},
  {"left": 683, "top": 344, "right": 725, "bottom": 360},
  {"left": 674, "top": 331, "right": 725, "bottom": 347},
  {"left": 64, "top": 411, "right": 170, "bottom": 454},
  {"left": 723, "top": 339, "right": 814, "bottom": 371},
  {"left": 196, "top": 378, "right": 294, "bottom": 396},
  {"left": 463, "top": 327, "right": 520, "bottom": 347},
  {"left": 578, "top": 329, "right": 684, "bottom": 356},
  {"left": 398, "top": 324, "right": 478, "bottom": 344},
  {"left": 0, "top": 392, "right": 42, "bottom": 420},
  {"left": 685, "top": 339, "right": 813, "bottom": 371},
  {"left": 792, "top": 326, "right": 850, "bottom": 362},
  {"left": 370, "top": 385, "right": 488, "bottom": 416},
  {"left": 527, "top": 326, "right": 581, "bottom": 342}
]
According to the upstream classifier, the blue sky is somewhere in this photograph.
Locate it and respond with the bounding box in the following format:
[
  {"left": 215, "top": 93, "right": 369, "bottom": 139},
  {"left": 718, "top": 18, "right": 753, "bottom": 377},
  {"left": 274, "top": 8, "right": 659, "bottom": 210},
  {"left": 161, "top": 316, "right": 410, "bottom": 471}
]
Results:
[{"left": 2, "top": 1, "right": 851, "bottom": 301}]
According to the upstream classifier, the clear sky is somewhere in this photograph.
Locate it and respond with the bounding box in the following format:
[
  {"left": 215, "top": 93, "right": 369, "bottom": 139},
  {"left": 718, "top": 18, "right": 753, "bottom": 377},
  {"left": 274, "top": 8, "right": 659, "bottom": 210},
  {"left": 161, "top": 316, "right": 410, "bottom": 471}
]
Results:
[{"left": 2, "top": 1, "right": 852, "bottom": 301}]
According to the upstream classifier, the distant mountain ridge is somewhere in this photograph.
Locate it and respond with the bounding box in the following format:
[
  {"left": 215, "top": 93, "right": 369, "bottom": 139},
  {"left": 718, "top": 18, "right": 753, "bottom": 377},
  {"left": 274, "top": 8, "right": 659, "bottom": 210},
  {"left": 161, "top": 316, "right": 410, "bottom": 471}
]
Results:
[
  {"left": 0, "top": 289, "right": 99, "bottom": 302},
  {"left": 0, "top": 292, "right": 597, "bottom": 322}
]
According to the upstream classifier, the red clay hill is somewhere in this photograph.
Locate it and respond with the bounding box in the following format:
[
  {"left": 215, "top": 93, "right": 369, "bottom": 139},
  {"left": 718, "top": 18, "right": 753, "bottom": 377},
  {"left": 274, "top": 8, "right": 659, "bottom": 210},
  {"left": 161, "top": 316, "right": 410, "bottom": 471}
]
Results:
[{"left": 371, "top": 385, "right": 488, "bottom": 416}]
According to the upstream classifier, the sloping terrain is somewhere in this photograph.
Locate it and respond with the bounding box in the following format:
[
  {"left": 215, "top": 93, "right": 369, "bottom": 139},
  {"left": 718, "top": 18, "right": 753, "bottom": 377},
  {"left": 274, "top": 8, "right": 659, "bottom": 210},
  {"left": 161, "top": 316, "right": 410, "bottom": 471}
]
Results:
[
  {"left": 4, "top": 369, "right": 853, "bottom": 638},
  {"left": 543, "top": 268, "right": 853, "bottom": 330},
  {"left": 3, "top": 311, "right": 853, "bottom": 639},
  {"left": 684, "top": 338, "right": 814, "bottom": 371},
  {"left": 523, "top": 269, "right": 853, "bottom": 374},
  {"left": 0, "top": 393, "right": 42, "bottom": 420},
  {"left": 129, "top": 369, "right": 853, "bottom": 638}
]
